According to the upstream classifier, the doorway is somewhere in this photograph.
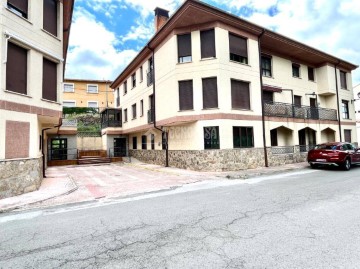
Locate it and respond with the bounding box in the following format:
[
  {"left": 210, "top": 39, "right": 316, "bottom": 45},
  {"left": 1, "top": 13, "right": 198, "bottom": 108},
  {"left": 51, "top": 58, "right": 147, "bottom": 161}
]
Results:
[{"left": 114, "top": 138, "right": 127, "bottom": 157}]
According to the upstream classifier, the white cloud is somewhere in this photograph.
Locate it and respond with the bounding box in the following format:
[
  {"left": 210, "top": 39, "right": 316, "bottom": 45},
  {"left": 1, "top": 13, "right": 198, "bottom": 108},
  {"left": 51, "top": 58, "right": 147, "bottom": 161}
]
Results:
[{"left": 65, "top": 8, "right": 137, "bottom": 80}]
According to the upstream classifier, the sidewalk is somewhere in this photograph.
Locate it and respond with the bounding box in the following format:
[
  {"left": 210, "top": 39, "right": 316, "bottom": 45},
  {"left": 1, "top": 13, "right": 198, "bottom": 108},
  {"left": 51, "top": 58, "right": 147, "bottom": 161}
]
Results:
[{"left": 0, "top": 160, "right": 309, "bottom": 213}]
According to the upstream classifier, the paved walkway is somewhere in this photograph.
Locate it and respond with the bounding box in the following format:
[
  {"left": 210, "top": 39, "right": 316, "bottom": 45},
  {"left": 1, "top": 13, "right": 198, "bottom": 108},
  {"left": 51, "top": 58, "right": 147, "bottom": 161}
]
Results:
[{"left": 0, "top": 160, "right": 309, "bottom": 213}]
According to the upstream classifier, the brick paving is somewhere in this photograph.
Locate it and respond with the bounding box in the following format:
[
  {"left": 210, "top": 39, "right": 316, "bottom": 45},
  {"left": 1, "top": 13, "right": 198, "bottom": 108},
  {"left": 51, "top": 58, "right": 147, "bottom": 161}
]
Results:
[{"left": 0, "top": 160, "right": 309, "bottom": 212}]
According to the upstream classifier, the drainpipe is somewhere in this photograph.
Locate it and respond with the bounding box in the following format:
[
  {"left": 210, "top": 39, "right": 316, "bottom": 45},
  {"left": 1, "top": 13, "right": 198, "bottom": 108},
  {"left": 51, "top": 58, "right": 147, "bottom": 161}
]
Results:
[
  {"left": 258, "top": 29, "right": 269, "bottom": 167},
  {"left": 334, "top": 61, "right": 342, "bottom": 141},
  {"left": 147, "top": 45, "right": 169, "bottom": 167},
  {"left": 41, "top": 119, "right": 63, "bottom": 178}
]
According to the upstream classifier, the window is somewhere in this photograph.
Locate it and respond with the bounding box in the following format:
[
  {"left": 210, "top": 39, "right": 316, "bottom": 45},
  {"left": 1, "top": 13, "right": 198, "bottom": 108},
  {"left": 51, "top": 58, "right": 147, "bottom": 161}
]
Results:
[
  {"left": 132, "top": 103, "right": 137, "bottom": 119},
  {"left": 340, "top": 71, "right": 347, "bottom": 89},
  {"left": 116, "top": 88, "right": 120, "bottom": 107},
  {"left": 147, "top": 58, "right": 154, "bottom": 86},
  {"left": 6, "top": 42, "right": 27, "bottom": 95},
  {"left": 88, "top": 101, "right": 98, "bottom": 108},
  {"left": 342, "top": 100, "right": 349, "bottom": 119},
  {"left": 231, "top": 80, "right": 250, "bottom": 110},
  {"left": 132, "top": 137, "right": 137, "bottom": 150},
  {"left": 308, "top": 67, "right": 315, "bottom": 81},
  {"left": 270, "top": 129, "right": 278, "bottom": 147},
  {"left": 142, "top": 135, "right": 147, "bottom": 150},
  {"left": 140, "top": 100, "right": 144, "bottom": 116},
  {"left": 132, "top": 73, "right": 136, "bottom": 88},
  {"left": 229, "top": 33, "right": 248, "bottom": 64},
  {"left": 140, "top": 66, "right": 143, "bottom": 82},
  {"left": 63, "top": 83, "right": 74, "bottom": 92},
  {"left": 87, "top": 84, "right": 98, "bottom": 94},
  {"left": 50, "top": 138, "right": 67, "bottom": 160},
  {"left": 43, "top": 0, "right": 58, "bottom": 36},
  {"left": 7, "top": 0, "right": 28, "bottom": 18},
  {"left": 124, "top": 108, "right": 128, "bottom": 122},
  {"left": 63, "top": 101, "right": 76, "bottom": 107},
  {"left": 123, "top": 81, "right": 127, "bottom": 95},
  {"left": 200, "top": 29, "right": 216, "bottom": 59},
  {"left": 233, "top": 127, "right": 254, "bottom": 148},
  {"left": 294, "top": 95, "right": 302, "bottom": 107},
  {"left": 261, "top": 55, "right": 272, "bottom": 77},
  {"left": 292, "top": 63, "right": 300, "bottom": 78},
  {"left": 177, "top": 33, "right": 192, "bottom": 63},
  {"left": 202, "top": 77, "right": 218, "bottom": 109},
  {"left": 204, "top": 126, "right": 220, "bottom": 149},
  {"left": 263, "top": 91, "right": 273, "bottom": 103},
  {"left": 344, "top": 130, "right": 352, "bottom": 143},
  {"left": 151, "top": 134, "right": 155, "bottom": 150},
  {"left": 42, "top": 58, "right": 57, "bottom": 102},
  {"left": 179, "top": 80, "right": 193, "bottom": 111}
]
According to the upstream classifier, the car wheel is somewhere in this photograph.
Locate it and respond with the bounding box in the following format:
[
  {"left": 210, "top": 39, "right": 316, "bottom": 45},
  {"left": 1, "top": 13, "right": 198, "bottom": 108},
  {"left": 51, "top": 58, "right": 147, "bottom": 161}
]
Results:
[
  {"left": 310, "top": 163, "right": 318, "bottom": 169},
  {"left": 342, "top": 158, "right": 351, "bottom": 171}
]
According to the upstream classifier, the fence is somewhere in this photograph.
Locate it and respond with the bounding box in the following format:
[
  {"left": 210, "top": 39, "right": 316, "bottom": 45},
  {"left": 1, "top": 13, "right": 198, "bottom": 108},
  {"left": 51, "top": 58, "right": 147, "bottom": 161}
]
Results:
[{"left": 264, "top": 102, "right": 338, "bottom": 121}]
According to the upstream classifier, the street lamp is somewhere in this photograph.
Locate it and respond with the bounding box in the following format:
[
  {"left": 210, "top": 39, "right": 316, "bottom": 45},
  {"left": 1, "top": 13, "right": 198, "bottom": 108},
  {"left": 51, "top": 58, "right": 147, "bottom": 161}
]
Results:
[{"left": 351, "top": 92, "right": 360, "bottom": 104}]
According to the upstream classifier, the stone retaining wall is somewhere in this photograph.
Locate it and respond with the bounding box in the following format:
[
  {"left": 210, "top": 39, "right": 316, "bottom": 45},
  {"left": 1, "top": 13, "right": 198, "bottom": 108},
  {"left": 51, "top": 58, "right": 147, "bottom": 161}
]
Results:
[
  {"left": 130, "top": 148, "right": 308, "bottom": 171},
  {"left": 0, "top": 157, "right": 42, "bottom": 199}
]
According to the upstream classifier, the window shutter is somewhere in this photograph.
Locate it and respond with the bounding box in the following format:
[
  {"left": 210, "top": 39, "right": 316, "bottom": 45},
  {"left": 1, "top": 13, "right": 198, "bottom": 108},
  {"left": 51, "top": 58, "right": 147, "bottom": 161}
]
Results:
[
  {"left": 344, "top": 130, "right": 351, "bottom": 143},
  {"left": 8, "top": 0, "right": 28, "bottom": 16},
  {"left": 201, "top": 29, "right": 216, "bottom": 58},
  {"left": 229, "top": 33, "right": 247, "bottom": 58},
  {"left": 308, "top": 67, "right": 314, "bottom": 81},
  {"left": 179, "top": 80, "right": 193, "bottom": 110},
  {"left": 6, "top": 43, "right": 27, "bottom": 95},
  {"left": 340, "top": 71, "right": 347, "bottom": 89},
  {"left": 294, "top": 95, "right": 302, "bottom": 107},
  {"left": 231, "top": 80, "right": 250, "bottom": 109},
  {"left": 177, "top": 34, "right": 191, "bottom": 57},
  {"left": 43, "top": 0, "right": 57, "bottom": 36},
  {"left": 42, "top": 58, "right": 57, "bottom": 102},
  {"left": 202, "top": 78, "right": 218, "bottom": 109}
]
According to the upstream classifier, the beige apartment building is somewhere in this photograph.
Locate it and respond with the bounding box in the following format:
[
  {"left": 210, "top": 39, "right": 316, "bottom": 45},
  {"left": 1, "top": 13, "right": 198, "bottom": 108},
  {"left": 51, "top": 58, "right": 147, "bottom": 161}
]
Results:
[
  {"left": 354, "top": 84, "right": 360, "bottom": 142},
  {"left": 63, "top": 79, "right": 113, "bottom": 109},
  {"left": 103, "top": 0, "right": 358, "bottom": 171},
  {"left": 0, "top": 0, "right": 74, "bottom": 198}
]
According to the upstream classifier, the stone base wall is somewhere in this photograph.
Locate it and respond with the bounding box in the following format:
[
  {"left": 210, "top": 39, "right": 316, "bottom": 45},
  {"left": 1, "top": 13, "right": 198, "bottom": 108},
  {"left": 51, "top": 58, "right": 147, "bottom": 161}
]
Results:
[
  {"left": 0, "top": 157, "right": 42, "bottom": 199},
  {"left": 130, "top": 147, "right": 308, "bottom": 172}
]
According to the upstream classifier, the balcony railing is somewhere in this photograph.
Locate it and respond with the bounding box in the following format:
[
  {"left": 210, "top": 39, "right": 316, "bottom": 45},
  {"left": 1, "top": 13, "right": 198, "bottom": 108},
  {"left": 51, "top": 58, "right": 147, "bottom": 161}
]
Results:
[
  {"left": 62, "top": 119, "right": 77, "bottom": 127},
  {"left": 148, "top": 109, "right": 154, "bottom": 124},
  {"left": 147, "top": 69, "right": 154, "bottom": 87},
  {"left": 264, "top": 102, "right": 337, "bottom": 121}
]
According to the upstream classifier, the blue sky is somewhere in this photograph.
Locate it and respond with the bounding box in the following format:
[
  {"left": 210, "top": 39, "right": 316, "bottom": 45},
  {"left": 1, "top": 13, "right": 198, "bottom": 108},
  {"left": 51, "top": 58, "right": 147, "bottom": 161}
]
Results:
[{"left": 65, "top": 0, "right": 360, "bottom": 89}]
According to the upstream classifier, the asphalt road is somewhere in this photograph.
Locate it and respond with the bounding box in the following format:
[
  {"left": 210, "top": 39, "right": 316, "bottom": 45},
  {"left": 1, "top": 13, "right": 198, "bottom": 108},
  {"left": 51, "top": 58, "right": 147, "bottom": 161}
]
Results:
[{"left": 1, "top": 167, "right": 360, "bottom": 269}]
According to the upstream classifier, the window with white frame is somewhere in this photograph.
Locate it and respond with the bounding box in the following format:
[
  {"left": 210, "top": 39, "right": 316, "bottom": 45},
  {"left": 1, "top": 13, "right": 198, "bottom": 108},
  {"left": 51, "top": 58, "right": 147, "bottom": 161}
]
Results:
[
  {"left": 88, "top": 101, "right": 98, "bottom": 108},
  {"left": 87, "top": 84, "right": 98, "bottom": 93},
  {"left": 63, "top": 101, "right": 76, "bottom": 107},
  {"left": 63, "top": 83, "right": 74, "bottom": 92}
]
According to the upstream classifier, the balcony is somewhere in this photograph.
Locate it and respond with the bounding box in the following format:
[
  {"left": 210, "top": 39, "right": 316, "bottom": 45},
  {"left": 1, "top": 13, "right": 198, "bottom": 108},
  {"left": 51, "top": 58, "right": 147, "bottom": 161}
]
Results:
[
  {"left": 100, "top": 108, "right": 122, "bottom": 129},
  {"left": 147, "top": 69, "right": 154, "bottom": 87},
  {"left": 264, "top": 102, "right": 337, "bottom": 121},
  {"left": 147, "top": 109, "right": 154, "bottom": 124}
]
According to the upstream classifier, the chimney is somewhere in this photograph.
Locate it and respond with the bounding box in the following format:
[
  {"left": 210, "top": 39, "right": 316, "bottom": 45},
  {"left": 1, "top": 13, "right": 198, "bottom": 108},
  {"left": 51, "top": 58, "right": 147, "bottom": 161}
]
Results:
[{"left": 154, "top": 7, "right": 169, "bottom": 32}]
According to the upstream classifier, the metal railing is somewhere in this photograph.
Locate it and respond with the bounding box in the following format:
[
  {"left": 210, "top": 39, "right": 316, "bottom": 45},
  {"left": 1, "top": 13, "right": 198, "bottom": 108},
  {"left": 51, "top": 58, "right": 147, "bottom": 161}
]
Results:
[
  {"left": 77, "top": 131, "right": 102, "bottom": 137},
  {"left": 47, "top": 148, "right": 78, "bottom": 161},
  {"left": 101, "top": 120, "right": 122, "bottom": 129},
  {"left": 264, "top": 102, "right": 337, "bottom": 121},
  {"left": 108, "top": 147, "right": 128, "bottom": 158},
  {"left": 62, "top": 119, "right": 77, "bottom": 127},
  {"left": 148, "top": 109, "right": 154, "bottom": 123},
  {"left": 298, "top": 144, "right": 316, "bottom": 153},
  {"left": 271, "top": 146, "right": 295, "bottom": 155},
  {"left": 147, "top": 70, "right": 153, "bottom": 86}
]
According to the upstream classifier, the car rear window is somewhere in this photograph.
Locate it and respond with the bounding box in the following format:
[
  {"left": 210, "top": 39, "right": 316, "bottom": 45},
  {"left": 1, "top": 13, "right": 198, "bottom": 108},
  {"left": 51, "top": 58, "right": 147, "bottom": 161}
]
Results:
[{"left": 315, "top": 145, "right": 338, "bottom": 150}]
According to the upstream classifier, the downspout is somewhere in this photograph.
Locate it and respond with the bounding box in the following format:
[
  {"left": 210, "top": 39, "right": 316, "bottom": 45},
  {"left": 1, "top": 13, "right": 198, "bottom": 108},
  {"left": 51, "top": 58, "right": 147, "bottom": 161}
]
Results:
[
  {"left": 258, "top": 29, "right": 269, "bottom": 167},
  {"left": 147, "top": 45, "right": 169, "bottom": 167},
  {"left": 334, "top": 61, "right": 342, "bottom": 141},
  {"left": 42, "top": 118, "right": 63, "bottom": 178}
]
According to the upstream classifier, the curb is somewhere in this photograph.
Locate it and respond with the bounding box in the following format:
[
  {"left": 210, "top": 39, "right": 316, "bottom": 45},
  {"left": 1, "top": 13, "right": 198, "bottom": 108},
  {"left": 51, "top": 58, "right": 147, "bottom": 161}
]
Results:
[{"left": 0, "top": 176, "right": 79, "bottom": 214}]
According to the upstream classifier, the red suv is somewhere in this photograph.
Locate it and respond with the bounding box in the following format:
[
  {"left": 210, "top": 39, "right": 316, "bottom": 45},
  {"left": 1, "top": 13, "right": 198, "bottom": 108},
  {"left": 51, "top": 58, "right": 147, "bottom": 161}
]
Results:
[{"left": 307, "top": 142, "right": 360, "bottom": 170}]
